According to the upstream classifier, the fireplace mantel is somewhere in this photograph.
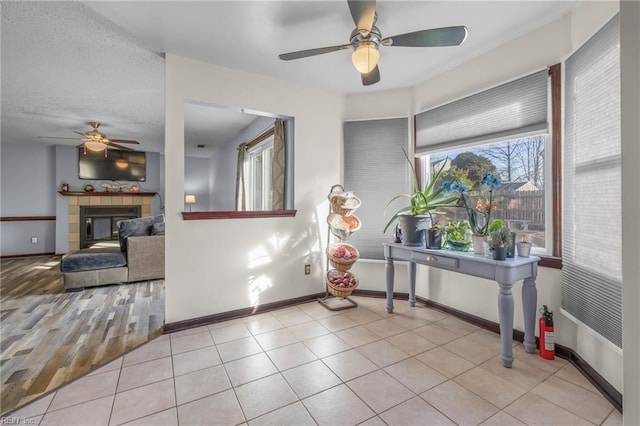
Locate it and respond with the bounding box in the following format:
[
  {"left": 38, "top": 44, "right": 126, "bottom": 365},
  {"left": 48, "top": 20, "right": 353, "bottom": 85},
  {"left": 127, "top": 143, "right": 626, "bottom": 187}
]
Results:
[
  {"left": 60, "top": 191, "right": 155, "bottom": 252},
  {"left": 59, "top": 191, "right": 156, "bottom": 197}
]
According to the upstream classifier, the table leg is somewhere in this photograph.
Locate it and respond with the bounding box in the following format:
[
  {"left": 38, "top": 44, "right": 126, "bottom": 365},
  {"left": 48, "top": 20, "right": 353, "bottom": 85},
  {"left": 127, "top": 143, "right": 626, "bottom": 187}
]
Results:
[
  {"left": 408, "top": 262, "right": 416, "bottom": 307},
  {"left": 385, "top": 257, "right": 395, "bottom": 313},
  {"left": 522, "top": 277, "right": 538, "bottom": 353},
  {"left": 497, "top": 281, "right": 515, "bottom": 368}
]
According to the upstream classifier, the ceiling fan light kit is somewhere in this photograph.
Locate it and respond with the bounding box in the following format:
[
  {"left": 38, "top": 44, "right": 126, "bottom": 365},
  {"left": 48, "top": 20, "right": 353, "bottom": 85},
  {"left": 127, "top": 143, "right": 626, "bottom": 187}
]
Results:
[
  {"left": 84, "top": 141, "right": 107, "bottom": 152},
  {"left": 278, "top": 0, "right": 468, "bottom": 86},
  {"left": 352, "top": 41, "right": 379, "bottom": 73}
]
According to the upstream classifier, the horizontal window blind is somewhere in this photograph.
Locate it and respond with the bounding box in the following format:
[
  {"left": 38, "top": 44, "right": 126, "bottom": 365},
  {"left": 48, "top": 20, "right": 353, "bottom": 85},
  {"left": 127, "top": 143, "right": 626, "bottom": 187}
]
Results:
[
  {"left": 344, "top": 118, "right": 409, "bottom": 259},
  {"left": 563, "top": 14, "right": 621, "bottom": 348},
  {"left": 415, "top": 70, "right": 548, "bottom": 153}
]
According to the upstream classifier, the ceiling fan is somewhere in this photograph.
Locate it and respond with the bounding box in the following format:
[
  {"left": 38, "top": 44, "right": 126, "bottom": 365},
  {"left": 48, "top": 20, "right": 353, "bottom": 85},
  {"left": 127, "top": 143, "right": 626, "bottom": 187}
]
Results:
[
  {"left": 278, "top": 0, "right": 468, "bottom": 86},
  {"left": 38, "top": 122, "right": 140, "bottom": 152}
]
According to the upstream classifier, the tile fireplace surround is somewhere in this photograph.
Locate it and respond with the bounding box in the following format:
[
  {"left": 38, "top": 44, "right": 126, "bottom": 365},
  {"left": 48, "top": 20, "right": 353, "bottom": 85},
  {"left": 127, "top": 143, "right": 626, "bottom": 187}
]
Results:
[{"left": 59, "top": 192, "right": 155, "bottom": 252}]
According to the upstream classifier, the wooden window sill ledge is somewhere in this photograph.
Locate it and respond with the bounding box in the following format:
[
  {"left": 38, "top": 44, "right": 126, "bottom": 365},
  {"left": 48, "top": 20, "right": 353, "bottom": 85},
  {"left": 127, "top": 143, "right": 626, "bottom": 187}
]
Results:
[{"left": 182, "top": 210, "right": 297, "bottom": 220}]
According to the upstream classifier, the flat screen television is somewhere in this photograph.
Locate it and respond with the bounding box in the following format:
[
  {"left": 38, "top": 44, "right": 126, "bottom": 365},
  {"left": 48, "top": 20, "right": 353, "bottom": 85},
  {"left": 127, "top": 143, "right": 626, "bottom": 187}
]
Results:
[{"left": 78, "top": 147, "right": 146, "bottom": 181}]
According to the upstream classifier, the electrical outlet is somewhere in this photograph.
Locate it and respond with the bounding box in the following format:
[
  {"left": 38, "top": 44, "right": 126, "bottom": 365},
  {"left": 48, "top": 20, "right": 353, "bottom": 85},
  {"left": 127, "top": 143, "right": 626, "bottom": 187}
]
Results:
[
  {"left": 304, "top": 264, "right": 311, "bottom": 275},
  {"left": 31, "top": 237, "right": 38, "bottom": 244}
]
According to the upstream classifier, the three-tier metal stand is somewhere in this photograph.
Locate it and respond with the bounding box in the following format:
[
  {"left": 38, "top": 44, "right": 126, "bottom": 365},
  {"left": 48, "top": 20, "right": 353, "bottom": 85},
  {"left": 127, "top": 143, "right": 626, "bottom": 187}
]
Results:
[{"left": 318, "top": 184, "right": 361, "bottom": 311}]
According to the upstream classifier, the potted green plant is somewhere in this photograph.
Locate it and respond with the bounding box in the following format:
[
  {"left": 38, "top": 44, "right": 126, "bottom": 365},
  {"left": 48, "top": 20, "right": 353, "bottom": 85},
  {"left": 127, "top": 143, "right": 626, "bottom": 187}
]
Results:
[
  {"left": 384, "top": 150, "right": 460, "bottom": 247},
  {"left": 443, "top": 220, "right": 472, "bottom": 251},
  {"left": 489, "top": 226, "right": 511, "bottom": 260}
]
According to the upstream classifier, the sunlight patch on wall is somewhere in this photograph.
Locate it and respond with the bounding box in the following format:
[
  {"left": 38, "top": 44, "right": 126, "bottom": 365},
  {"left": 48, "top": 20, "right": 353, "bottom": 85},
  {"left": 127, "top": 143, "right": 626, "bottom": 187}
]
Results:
[
  {"left": 248, "top": 245, "right": 272, "bottom": 269},
  {"left": 248, "top": 274, "right": 273, "bottom": 311},
  {"left": 267, "top": 233, "right": 290, "bottom": 251}
]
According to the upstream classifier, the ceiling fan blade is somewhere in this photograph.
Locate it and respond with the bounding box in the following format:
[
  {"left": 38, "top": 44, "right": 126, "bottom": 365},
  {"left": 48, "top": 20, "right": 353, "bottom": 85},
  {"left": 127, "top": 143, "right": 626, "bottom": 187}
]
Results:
[
  {"left": 383, "top": 26, "right": 468, "bottom": 47},
  {"left": 74, "top": 131, "right": 88, "bottom": 137},
  {"left": 361, "top": 65, "right": 380, "bottom": 86},
  {"left": 38, "top": 136, "right": 82, "bottom": 140},
  {"left": 105, "top": 138, "right": 139, "bottom": 144},
  {"left": 105, "top": 142, "right": 134, "bottom": 151},
  {"left": 348, "top": 0, "right": 376, "bottom": 32},
  {"left": 279, "top": 44, "right": 350, "bottom": 61}
]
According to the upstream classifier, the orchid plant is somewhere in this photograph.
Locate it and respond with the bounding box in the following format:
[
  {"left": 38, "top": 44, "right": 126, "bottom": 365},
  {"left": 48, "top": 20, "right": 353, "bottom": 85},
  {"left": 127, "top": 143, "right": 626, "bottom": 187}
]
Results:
[{"left": 453, "top": 172, "right": 502, "bottom": 236}]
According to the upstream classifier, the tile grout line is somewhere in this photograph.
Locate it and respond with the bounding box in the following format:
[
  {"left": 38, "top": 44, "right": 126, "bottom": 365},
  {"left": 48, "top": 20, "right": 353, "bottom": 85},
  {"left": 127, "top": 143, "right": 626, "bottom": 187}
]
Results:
[
  {"left": 106, "top": 360, "right": 122, "bottom": 426},
  {"left": 19, "top": 299, "right": 618, "bottom": 426}
]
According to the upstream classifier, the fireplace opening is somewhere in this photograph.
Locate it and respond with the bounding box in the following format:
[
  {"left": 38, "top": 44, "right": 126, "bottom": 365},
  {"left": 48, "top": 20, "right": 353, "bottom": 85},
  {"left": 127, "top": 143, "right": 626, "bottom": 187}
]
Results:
[{"left": 80, "top": 206, "right": 141, "bottom": 249}]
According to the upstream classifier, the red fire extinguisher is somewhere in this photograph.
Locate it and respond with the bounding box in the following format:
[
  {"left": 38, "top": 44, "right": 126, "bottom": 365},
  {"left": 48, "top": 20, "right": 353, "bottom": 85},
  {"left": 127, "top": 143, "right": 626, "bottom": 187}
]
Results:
[{"left": 539, "top": 305, "right": 555, "bottom": 360}]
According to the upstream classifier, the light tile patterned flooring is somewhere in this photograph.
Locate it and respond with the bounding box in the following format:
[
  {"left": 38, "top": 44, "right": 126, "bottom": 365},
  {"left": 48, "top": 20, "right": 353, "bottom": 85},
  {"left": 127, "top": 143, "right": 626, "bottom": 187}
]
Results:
[{"left": 7, "top": 296, "right": 622, "bottom": 425}]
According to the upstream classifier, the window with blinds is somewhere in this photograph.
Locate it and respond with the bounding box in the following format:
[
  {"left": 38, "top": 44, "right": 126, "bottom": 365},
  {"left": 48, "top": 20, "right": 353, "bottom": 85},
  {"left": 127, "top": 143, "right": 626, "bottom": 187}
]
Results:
[
  {"left": 562, "top": 14, "right": 621, "bottom": 348},
  {"left": 415, "top": 70, "right": 548, "bottom": 154},
  {"left": 414, "top": 69, "right": 552, "bottom": 255},
  {"left": 343, "top": 118, "right": 409, "bottom": 259}
]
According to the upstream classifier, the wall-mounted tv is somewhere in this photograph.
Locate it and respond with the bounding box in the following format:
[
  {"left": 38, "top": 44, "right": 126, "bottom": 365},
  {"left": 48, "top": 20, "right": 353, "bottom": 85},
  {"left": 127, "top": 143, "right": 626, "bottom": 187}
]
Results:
[{"left": 78, "top": 147, "right": 146, "bottom": 181}]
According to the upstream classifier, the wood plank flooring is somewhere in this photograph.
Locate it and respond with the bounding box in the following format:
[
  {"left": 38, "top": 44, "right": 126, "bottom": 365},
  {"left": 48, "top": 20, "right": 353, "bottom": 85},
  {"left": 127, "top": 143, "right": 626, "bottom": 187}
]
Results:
[
  {"left": 0, "top": 256, "right": 164, "bottom": 415},
  {"left": 1, "top": 256, "right": 65, "bottom": 300}
]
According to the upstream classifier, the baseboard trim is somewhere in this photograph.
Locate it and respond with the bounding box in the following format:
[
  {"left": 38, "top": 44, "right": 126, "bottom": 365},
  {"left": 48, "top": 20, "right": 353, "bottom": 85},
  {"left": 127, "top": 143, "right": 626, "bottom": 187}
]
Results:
[
  {"left": 554, "top": 344, "right": 623, "bottom": 413},
  {"left": 0, "top": 252, "right": 56, "bottom": 259},
  {"left": 164, "top": 292, "right": 326, "bottom": 333},
  {"left": 417, "top": 295, "right": 622, "bottom": 412},
  {"left": 165, "top": 289, "right": 622, "bottom": 413}
]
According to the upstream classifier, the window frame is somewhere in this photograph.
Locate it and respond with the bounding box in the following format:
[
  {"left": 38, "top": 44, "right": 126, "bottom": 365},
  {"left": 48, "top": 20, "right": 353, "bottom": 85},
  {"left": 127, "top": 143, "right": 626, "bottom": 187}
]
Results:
[
  {"left": 246, "top": 135, "right": 274, "bottom": 211},
  {"left": 414, "top": 64, "right": 563, "bottom": 268}
]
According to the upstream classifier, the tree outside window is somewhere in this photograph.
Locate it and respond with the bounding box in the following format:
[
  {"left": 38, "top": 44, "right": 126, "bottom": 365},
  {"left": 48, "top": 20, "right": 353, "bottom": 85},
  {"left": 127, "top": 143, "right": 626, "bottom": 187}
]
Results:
[{"left": 423, "top": 135, "right": 549, "bottom": 253}]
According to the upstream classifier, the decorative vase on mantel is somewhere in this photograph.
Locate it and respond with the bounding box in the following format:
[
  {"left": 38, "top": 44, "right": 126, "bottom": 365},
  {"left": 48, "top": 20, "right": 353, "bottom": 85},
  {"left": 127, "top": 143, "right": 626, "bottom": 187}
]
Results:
[{"left": 472, "top": 235, "right": 488, "bottom": 255}]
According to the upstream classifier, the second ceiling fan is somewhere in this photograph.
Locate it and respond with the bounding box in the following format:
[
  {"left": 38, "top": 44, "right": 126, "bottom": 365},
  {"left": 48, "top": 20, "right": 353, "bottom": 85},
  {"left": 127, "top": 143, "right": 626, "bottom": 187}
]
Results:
[
  {"left": 278, "top": 0, "right": 468, "bottom": 86},
  {"left": 38, "top": 122, "right": 140, "bottom": 153}
]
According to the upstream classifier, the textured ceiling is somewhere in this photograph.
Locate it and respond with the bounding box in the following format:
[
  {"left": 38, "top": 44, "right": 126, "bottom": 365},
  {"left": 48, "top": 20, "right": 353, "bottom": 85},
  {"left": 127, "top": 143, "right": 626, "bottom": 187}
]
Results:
[
  {"left": 1, "top": 1, "right": 578, "bottom": 155},
  {"left": 1, "top": 2, "right": 165, "bottom": 153}
]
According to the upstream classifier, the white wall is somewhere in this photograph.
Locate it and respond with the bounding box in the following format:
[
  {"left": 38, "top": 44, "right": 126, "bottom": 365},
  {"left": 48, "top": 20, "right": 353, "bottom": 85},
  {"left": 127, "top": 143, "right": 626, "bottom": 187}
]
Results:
[
  {"left": 620, "top": 1, "right": 640, "bottom": 423},
  {"left": 345, "top": 1, "right": 623, "bottom": 392},
  {"left": 164, "top": 55, "right": 344, "bottom": 324}
]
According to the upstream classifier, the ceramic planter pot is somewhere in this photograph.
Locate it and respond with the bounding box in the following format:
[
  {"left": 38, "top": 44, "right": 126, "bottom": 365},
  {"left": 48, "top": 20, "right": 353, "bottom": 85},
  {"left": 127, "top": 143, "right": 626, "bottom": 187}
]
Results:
[
  {"left": 398, "top": 215, "right": 428, "bottom": 247},
  {"left": 426, "top": 228, "right": 442, "bottom": 249},
  {"left": 492, "top": 245, "right": 508, "bottom": 261},
  {"left": 516, "top": 241, "right": 532, "bottom": 257},
  {"left": 472, "top": 235, "right": 488, "bottom": 255}
]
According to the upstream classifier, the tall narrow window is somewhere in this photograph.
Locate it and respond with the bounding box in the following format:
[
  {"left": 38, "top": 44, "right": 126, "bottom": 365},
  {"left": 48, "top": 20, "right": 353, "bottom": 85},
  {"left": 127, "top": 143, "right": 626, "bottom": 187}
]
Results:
[
  {"left": 246, "top": 136, "right": 274, "bottom": 211},
  {"left": 344, "top": 118, "right": 409, "bottom": 259},
  {"left": 563, "top": 14, "right": 621, "bottom": 348}
]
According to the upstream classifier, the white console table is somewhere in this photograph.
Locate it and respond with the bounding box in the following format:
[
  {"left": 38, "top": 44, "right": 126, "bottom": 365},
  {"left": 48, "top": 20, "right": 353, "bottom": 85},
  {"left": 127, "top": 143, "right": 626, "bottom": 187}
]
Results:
[{"left": 383, "top": 242, "right": 540, "bottom": 368}]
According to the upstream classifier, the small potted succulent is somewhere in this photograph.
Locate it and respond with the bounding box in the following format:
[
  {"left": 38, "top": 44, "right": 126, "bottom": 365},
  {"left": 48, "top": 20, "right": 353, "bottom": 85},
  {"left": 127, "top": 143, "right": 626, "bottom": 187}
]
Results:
[
  {"left": 489, "top": 226, "right": 512, "bottom": 260},
  {"left": 516, "top": 236, "right": 532, "bottom": 257}
]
